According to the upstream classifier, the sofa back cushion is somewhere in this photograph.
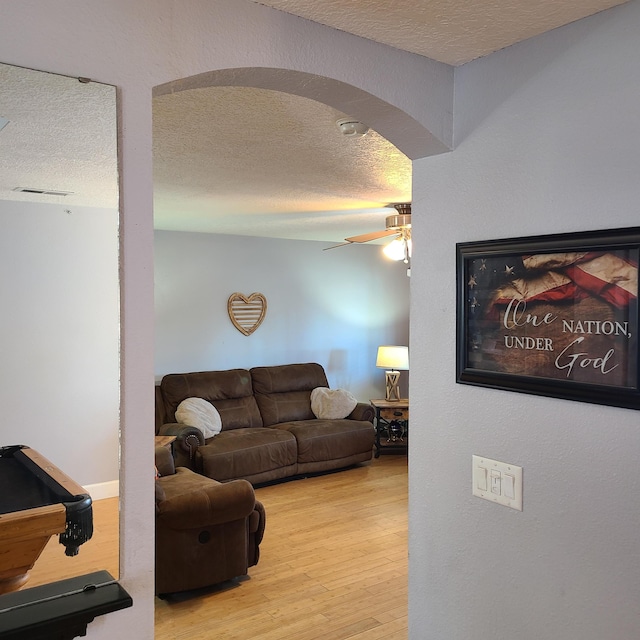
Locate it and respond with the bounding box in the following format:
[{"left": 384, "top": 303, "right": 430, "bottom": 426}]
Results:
[
  {"left": 251, "top": 363, "right": 329, "bottom": 426},
  {"left": 160, "top": 369, "right": 263, "bottom": 431}
]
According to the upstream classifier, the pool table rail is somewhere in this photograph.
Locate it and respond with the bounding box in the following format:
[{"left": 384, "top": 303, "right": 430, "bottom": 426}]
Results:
[
  {"left": 0, "top": 445, "right": 93, "bottom": 594},
  {"left": 0, "top": 504, "right": 67, "bottom": 593}
]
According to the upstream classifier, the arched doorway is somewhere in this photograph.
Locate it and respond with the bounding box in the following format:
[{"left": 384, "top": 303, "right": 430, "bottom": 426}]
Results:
[{"left": 151, "top": 65, "right": 446, "bottom": 635}]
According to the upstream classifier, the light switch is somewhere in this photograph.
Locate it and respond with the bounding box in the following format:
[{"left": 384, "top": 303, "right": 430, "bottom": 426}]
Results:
[
  {"left": 476, "top": 466, "right": 488, "bottom": 491},
  {"left": 472, "top": 455, "right": 523, "bottom": 511},
  {"left": 503, "top": 473, "right": 515, "bottom": 499}
]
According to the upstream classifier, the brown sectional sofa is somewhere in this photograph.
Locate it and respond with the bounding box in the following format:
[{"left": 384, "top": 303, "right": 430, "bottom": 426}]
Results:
[{"left": 155, "top": 362, "right": 375, "bottom": 485}]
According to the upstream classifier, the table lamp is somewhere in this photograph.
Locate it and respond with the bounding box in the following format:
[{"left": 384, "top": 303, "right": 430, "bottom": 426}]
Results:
[{"left": 376, "top": 345, "right": 409, "bottom": 402}]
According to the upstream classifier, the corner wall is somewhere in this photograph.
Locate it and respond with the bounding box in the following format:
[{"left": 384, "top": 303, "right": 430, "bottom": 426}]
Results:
[{"left": 410, "top": 3, "right": 640, "bottom": 638}]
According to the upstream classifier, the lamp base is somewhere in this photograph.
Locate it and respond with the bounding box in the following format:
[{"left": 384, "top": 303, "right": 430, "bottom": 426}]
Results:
[{"left": 384, "top": 370, "right": 401, "bottom": 402}]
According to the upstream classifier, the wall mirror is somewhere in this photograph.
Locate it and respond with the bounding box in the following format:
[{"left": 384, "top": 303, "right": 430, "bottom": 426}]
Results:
[{"left": 0, "top": 62, "right": 120, "bottom": 592}]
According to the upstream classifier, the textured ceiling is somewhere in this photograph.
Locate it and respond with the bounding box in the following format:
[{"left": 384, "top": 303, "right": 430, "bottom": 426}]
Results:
[
  {"left": 0, "top": 63, "right": 117, "bottom": 210},
  {"left": 153, "top": 86, "right": 412, "bottom": 240},
  {"left": 1, "top": 1, "right": 628, "bottom": 244},
  {"left": 254, "top": 0, "right": 627, "bottom": 65}
]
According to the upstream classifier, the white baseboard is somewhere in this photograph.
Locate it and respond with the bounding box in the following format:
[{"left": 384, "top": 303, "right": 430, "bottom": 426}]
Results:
[{"left": 84, "top": 479, "right": 119, "bottom": 500}]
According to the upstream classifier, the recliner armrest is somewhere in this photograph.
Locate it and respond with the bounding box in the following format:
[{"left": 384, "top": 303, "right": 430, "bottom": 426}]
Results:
[
  {"left": 156, "top": 472, "right": 256, "bottom": 529},
  {"left": 155, "top": 445, "right": 175, "bottom": 477},
  {"left": 347, "top": 402, "right": 375, "bottom": 423}
]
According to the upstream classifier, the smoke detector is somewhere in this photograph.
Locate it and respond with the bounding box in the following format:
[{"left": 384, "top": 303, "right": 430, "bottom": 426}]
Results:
[{"left": 336, "top": 118, "right": 369, "bottom": 137}]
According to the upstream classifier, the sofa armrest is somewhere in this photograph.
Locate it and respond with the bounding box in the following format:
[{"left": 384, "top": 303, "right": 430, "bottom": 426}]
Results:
[
  {"left": 158, "top": 422, "right": 204, "bottom": 468},
  {"left": 156, "top": 474, "right": 256, "bottom": 529},
  {"left": 347, "top": 402, "right": 375, "bottom": 423}
]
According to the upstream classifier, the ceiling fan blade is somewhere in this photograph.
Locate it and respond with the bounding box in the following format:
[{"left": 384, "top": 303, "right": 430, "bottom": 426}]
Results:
[
  {"left": 323, "top": 242, "right": 354, "bottom": 251},
  {"left": 344, "top": 229, "right": 399, "bottom": 244}
]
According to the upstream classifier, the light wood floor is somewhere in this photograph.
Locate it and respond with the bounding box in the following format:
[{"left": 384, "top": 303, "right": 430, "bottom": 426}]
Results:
[
  {"left": 155, "top": 456, "right": 408, "bottom": 640},
  {"left": 18, "top": 455, "right": 408, "bottom": 639}
]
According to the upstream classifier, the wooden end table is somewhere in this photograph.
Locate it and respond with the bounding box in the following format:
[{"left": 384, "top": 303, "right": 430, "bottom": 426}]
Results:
[
  {"left": 370, "top": 399, "right": 409, "bottom": 458},
  {"left": 155, "top": 435, "right": 176, "bottom": 452}
]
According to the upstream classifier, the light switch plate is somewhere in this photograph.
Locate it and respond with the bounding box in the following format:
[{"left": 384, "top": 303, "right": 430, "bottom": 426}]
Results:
[{"left": 472, "top": 455, "right": 523, "bottom": 511}]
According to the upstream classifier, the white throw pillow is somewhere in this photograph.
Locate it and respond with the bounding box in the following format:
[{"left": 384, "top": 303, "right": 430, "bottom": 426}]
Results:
[
  {"left": 310, "top": 387, "right": 358, "bottom": 420},
  {"left": 175, "top": 397, "right": 222, "bottom": 439}
]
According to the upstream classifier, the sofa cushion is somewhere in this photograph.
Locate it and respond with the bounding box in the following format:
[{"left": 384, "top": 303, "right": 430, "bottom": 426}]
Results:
[
  {"left": 196, "top": 428, "right": 297, "bottom": 483},
  {"left": 274, "top": 419, "right": 374, "bottom": 464},
  {"left": 176, "top": 397, "right": 222, "bottom": 438},
  {"left": 310, "top": 387, "right": 357, "bottom": 420},
  {"left": 251, "top": 363, "right": 328, "bottom": 426},
  {"left": 160, "top": 369, "right": 263, "bottom": 430}
]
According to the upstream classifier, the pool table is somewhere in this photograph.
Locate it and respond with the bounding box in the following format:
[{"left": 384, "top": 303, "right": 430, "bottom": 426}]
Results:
[{"left": 0, "top": 445, "right": 93, "bottom": 594}]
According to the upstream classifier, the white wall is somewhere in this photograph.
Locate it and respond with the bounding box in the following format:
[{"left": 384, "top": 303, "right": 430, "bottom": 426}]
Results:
[
  {"left": 410, "top": 2, "right": 640, "bottom": 639},
  {"left": 0, "top": 201, "right": 119, "bottom": 488},
  {"left": 155, "top": 231, "right": 409, "bottom": 401}
]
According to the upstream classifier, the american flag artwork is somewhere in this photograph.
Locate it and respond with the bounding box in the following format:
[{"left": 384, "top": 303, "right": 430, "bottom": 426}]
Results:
[{"left": 461, "top": 241, "right": 639, "bottom": 392}]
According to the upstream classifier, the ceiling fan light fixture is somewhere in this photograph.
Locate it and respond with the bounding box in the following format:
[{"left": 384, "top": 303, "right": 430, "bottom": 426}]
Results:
[
  {"left": 385, "top": 213, "right": 411, "bottom": 230},
  {"left": 336, "top": 118, "right": 369, "bottom": 137},
  {"left": 383, "top": 236, "right": 412, "bottom": 262}
]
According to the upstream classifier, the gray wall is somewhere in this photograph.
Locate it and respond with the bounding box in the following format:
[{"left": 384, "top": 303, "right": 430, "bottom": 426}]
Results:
[
  {"left": 410, "top": 3, "right": 640, "bottom": 638},
  {"left": 154, "top": 230, "right": 410, "bottom": 401},
  {"left": 0, "top": 200, "right": 119, "bottom": 488}
]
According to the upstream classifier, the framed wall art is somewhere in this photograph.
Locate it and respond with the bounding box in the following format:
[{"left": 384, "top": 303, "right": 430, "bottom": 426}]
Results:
[{"left": 456, "top": 227, "right": 640, "bottom": 409}]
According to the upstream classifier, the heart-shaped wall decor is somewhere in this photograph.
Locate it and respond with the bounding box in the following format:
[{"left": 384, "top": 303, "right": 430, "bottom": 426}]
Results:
[{"left": 227, "top": 292, "right": 267, "bottom": 336}]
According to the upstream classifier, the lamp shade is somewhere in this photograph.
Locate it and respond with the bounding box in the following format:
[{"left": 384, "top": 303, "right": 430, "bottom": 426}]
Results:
[{"left": 376, "top": 345, "right": 409, "bottom": 370}]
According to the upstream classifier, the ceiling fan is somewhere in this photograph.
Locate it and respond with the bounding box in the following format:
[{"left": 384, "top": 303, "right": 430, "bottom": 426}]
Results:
[{"left": 324, "top": 203, "right": 412, "bottom": 263}]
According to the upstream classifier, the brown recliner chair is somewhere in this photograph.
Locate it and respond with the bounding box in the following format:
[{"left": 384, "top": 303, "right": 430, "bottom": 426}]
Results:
[{"left": 154, "top": 446, "right": 265, "bottom": 595}]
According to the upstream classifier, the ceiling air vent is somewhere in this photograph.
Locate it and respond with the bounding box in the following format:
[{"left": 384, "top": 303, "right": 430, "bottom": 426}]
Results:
[{"left": 13, "top": 187, "right": 74, "bottom": 196}]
